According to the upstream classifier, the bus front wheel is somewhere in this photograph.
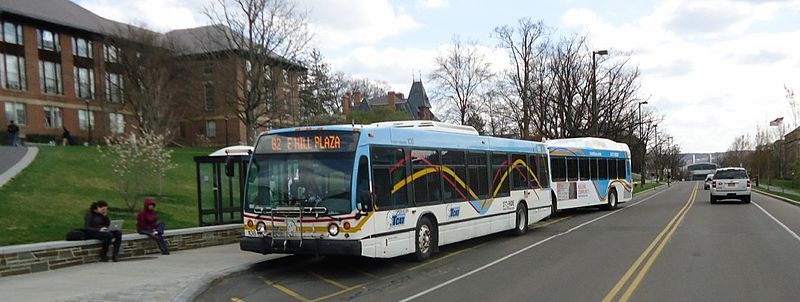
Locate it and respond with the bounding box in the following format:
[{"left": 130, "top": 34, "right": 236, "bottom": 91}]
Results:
[
  {"left": 512, "top": 203, "right": 528, "bottom": 236},
  {"left": 414, "top": 216, "right": 435, "bottom": 261}
]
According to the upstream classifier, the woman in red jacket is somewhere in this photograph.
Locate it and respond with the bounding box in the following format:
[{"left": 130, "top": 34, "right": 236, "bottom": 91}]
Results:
[{"left": 137, "top": 198, "right": 170, "bottom": 255}]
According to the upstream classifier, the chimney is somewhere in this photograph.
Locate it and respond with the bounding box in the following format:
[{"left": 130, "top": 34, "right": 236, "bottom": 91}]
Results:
[
  {"left": 353, "top": 91, "right": 363, "bottom": 109},
  {"left": 387, "top": 91, "right": 396, "bottom": 113},
  {"left": 342, "top": 92, "right": 351, "bottom": 115}
]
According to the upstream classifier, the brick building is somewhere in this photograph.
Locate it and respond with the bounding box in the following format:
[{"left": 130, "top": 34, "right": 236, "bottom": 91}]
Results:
[
  {"left": 343, "top": 80, "right": 436, "bottom": 121},
  {"left": 0, "top": 0, "right": 304, "bottom": 146}
]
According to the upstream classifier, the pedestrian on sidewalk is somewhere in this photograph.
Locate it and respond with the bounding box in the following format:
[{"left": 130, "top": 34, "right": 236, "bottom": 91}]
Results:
[
  {"left": 84, "top": 200, "right": 122, "bottom": 262},
  {"left": 137, "top": 197, "right": 170, "bottom": 255},
  {"left": 7, "top": 120, "right": 20, "bottom": 146}
]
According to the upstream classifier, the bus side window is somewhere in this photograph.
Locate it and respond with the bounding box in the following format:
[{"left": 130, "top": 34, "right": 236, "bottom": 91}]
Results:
[
  {"left": 491, "top": 153, "right": 510, "bottom": 198},
  {"left": 527, "top": 155, "right": 540, "bottom": 189},
  {"left": 566, "top": 158, "right": 578, "bottom": 181},
  {"left": 511, "top": 154, "right": 529, "bottom": 190},
  {"left": 371, "top": 147, "right": 409, "bottom": 210},
  {"left": 617, "top": 159, "right": 627, "bottom": 180},
  {"left": 599, "top": 158, "right": 609, "bottom": 180},
  {"left": 411, "top": 149, "right": 442, "bottom": 205},
  {"left": 590, "top": 158, "right": 599, "bottom": 180},
  {"left": 441, "top": 150, "right": 466, "bottom": 203},
  {"left": 467, "top": 152, "right": 489, "bottom": 199},
  {"left": 609, "top": 158, "right": 618, "bottom": 179},
  {"left": 356, "top": 156, "right": 371, "bottom": 211},
  {"left": 551, "top": 156, "right": 566, "bottom": 182},
  {"left": 538, "top": 155, "right": 549, "bottom": 188},
  {"left": 579, "top": 158, "right": 590, "bottom": 181}
]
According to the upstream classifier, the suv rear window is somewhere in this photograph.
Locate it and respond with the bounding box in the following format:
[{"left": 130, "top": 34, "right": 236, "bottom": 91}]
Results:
[{"left": 714, "top": 170, "right": 748, "bottom": 180}]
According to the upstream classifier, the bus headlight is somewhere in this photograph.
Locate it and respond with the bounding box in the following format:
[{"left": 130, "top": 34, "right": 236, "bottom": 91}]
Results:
[
  {"left": 256, "top": 222, "right": 267, "bottom": 236},
  {"left": 328, "top": 223, "right": 340, "bottom": 236}
]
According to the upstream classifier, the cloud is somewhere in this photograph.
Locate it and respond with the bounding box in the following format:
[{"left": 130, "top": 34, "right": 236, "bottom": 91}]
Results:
[
  {"left": 76, "top": 0, "right": 204, "bottom": 32},
  {"left": 736, "top": 50, "right": 788, "bottom": 65},
  {"left": 416, "top": 0, "right": 450, "bottom": 9},
  {"left": 664, "top": 4, "right": 749, "bottom": 35},
  {"left": 642, "top": 59, "right": 693, "bottom": 77},
  {"left": 300, "top": 0, "right": 421, "bottom": 49}
]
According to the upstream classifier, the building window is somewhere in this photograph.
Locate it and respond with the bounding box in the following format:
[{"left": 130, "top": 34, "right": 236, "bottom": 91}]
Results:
[
  {"left": 203, "top": 61, "right": 213, "bottom": 76},
  {"left": 4, "top": 102, "right": 26, "bottom": 125},
  {"left": 2, "top": 22, "right": 23, "bottom": 45},
  {"left": 43, "top": 106, "right": 63, "bottom": 128},
  {"left": 72, "top": 37, "right": 93, "bottom": 58},
  {"left": 204, "top": 82, "right": 214, "bottom": 111},
  {"left": 104, "top": 44, "right": 120, "bottom": 63},
  {"left": 78, "top": 109, "right": 94, "bottom": 130},
  {"left": 206, "top": 120, "right": 217, "bottom": 138},
  {"left": 281, "top": 69, "right": 288, "bottom": 84},
  {"left": 39, "top": 60, "right": 62, "bottom": 94},
  {"left": 105, "top": 72, "right": 123, "bottom": 102},
  {"left": 37, "top": 29, "right": 60, "bottom": 51},
  {"left": 283, "top": 91, "right": 290, "bottom": 111},
  {"left": 109, "top": 112, "right": 124, "bottom": 134},
  {"left": 73, "top": 67, "right": 94, "bottom": 99},
  {"left": 1, "top": 53, "right": 26, "bottom": 90}
]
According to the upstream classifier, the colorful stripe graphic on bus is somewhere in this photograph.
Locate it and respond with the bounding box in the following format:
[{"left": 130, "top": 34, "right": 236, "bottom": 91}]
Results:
[{"left": 389, "top": 155, "right": 542, "bottom": 215}]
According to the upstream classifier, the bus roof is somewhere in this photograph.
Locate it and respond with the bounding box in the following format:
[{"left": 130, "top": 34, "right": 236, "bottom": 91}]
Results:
[
  {"left": 546, "top": 137, "right": 630, "bottom": 153},
  {"left": 258, "top": 121, "right": 547, "bottom": 154}
]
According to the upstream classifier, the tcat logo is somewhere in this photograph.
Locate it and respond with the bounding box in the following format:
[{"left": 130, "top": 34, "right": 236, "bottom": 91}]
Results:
[
  {"left": 449, "top": 207, "right": 460, "bottom": 218},
  {"left": 387, "top": 210, "right": 408, "bottom": 228}
]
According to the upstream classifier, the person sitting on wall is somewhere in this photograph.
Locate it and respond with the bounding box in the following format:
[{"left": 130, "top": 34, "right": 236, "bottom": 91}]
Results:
[
  {"left": 137, "top": 198, "right": 170, "bottom": 255},
  {"left": 84, "top": 200, "right": 122, "bottom": 262}
]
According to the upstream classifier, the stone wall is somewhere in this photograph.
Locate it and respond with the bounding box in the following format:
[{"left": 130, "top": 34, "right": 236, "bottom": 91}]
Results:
[{"left": 0, "top": 224, "right": 242, "bottom": 277}]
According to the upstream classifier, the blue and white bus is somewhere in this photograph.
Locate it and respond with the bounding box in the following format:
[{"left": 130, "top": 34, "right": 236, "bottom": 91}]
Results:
[
  {"left": 546, "top": 137, "right": 633, "bottom": 211},
  {"left": 239, "top": 121, "right": 552, "bottom": 260}
]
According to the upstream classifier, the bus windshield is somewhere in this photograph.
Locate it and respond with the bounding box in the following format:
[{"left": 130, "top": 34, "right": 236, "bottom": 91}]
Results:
[{"left": 245, "top": 152, "right": 355, "bottom": 215}]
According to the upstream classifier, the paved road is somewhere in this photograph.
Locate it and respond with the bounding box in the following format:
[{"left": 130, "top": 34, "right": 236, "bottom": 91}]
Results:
[
  {"left": 196, "top": 182, "right": 800, "bottom": 302},
  {"left": 0, "top": 146, "right": 27, "bottom": 174}
]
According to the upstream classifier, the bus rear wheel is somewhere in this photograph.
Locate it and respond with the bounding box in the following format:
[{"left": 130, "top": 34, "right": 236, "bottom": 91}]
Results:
[
  {"left": 604, "top": 190, "right": 618, "bottom": 210},
  {"left": 512, "top": 203, "right": 528, "bottom": 236},
  {"left": 414, "top": 217, "right": 435, "bottom": 261}
]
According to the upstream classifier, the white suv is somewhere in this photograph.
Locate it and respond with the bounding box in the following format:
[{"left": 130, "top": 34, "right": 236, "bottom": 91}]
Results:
[{"left": 710, "top": 167, "right": 751, "bottom": 203}]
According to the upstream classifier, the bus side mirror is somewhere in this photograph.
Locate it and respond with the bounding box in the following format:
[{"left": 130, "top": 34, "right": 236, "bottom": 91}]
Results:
[{"left": 225, "top": 157, "right": 234, "bottom": 177}]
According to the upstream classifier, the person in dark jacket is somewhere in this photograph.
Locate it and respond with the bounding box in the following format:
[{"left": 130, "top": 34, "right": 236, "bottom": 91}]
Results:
[
  {"left": 7, "top": 120, "right": 20, "bottom": 146},
  {"left": 84, "top": 200, "right": 122, "bottom": 262},
  {"left": 137, "top": 198, "right": 169, "bottom": 255}
]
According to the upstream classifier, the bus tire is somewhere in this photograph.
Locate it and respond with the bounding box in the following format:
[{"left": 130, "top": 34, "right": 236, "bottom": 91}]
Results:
[
  {"left": 604, "top": 189, "right": 618, "bottom": 210},
  {"left": 414, "top": 216, "right": 435, "bottom": 262},
  {"left": 550, "top": 192, "right": 558, "bottom": 218},
  {"left": 512, "top": 203, "right": 528, "bottom": 236}
]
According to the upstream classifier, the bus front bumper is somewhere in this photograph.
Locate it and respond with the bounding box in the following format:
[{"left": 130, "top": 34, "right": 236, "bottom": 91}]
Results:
[{"left": 240, "top": 236, "right": 362, "bottom": 256}]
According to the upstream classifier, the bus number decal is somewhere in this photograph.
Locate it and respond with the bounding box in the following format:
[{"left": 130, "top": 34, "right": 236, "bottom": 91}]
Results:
[
  {"left": 388, "top": 210, "right": 407, "bottom": 228},
  {"left": 502, "top": 200, "right": 515, "bottom": 211}
]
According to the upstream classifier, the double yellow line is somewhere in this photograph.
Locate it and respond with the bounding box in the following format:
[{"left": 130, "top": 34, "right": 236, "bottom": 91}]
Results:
[{"left": 603, "top": 183, "right": 698, "bottom": 302}]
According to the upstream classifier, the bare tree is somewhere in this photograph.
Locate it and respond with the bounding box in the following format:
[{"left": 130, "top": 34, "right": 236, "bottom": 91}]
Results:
[
  {"left": 429, "top": 37, "right": 494, "bottom": 125},
  {"left": 493, "top": 18, "right": 548, "bottom": 139},
  {"left": 105, "top": 25, "right": 198, "bottom": 139},
  {"left": 204, "top": 0, "right": 312, "bottom": 144}
]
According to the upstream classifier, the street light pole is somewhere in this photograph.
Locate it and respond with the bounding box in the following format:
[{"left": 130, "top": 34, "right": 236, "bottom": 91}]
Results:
[
  {"left": 85, "top": 100, "right": 91, "bottom": 145},
  {"left": 224, "top": 117, "right": 229, "bottom": 147},
  {"left": 592, "top": 49, "right": 609, "bottom": 137},
  {"left": 638, "top": 101, "right": 648, "bottom": 185}
]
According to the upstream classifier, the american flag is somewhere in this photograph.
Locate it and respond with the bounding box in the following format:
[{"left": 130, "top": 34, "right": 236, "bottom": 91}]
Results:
[{"left": 770, "top": 117, "right": 784, "bottom": 126}]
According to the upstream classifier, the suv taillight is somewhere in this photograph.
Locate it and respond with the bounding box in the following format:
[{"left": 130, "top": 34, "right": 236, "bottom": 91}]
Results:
[
  {"left": 747, "top": 180, "right": 751, "bottom": 188},
  {"left": 712, "top": 181, "right": 717, "bottom": 188}
]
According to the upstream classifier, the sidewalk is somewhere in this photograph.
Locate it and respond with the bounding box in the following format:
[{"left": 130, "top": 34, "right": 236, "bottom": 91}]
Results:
[
  {"left": 0, "top": 243, "right": 280, "bottom": 302},
  {"left": 0, "top": 146, "right": 37, "bottom": 188}
]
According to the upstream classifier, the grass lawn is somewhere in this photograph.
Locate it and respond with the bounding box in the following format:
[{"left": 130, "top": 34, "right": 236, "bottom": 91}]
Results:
[
  {"left": 756, "top": 187, "right": 800, "bottom": 202},
  {"left": 770, "top": 179, "right": 800, "bottom": 190},
  {"left": 634, "top": 181, "right": 662, "bottom": 193},
  {"left": 0, "top": 146, "right": 213, "bottom": 246}
]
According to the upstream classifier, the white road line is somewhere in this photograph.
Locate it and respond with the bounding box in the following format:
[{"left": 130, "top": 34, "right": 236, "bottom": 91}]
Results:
[
  {"left": 399, "top": 185, "right": 672, "bottom": 302},
  {"left": 753, "top": 200, "right": 800, "bottom": 243}
]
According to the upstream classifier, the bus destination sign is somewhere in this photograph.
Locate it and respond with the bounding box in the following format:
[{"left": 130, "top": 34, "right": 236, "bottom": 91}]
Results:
[{"left": 257, "top": 131, "right": 359, "bottom": 153}]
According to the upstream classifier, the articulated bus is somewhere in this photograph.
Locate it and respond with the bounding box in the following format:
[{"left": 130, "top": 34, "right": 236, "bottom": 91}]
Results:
[
  {"left": 546, "top": 137, "right": 633, "bottom": 211},
  {"left": 239, "top": 121, "right": 552, "bottom": 260}
]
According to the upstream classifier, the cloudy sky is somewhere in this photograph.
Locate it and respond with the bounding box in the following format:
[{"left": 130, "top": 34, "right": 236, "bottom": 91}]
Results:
[{"left": 74, "top": 0, "right": 800, "bottom": 153}]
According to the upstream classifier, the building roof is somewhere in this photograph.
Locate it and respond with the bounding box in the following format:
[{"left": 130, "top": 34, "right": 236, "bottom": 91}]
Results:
[
  {"left": 0, "top": 0, "right": 124, "bottom": 35},
  {"left": 0, "top": 0, "right": 303, "bottom": 68}
]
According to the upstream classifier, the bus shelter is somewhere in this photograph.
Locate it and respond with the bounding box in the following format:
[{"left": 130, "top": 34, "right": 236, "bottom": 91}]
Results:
[{"left": 194, "top": 146, "right": 252, "bottom": 226}]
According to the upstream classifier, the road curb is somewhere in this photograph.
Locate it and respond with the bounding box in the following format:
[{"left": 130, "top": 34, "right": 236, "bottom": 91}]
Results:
[
  {"left": 753, "top": 189, "right": 800, "bottom": 207},
  {"left": 173, "top": 254, "right": 286, "bottom": 302},
  {"left": 633, "top": 183, "right": 665, "bottom": 194}
]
